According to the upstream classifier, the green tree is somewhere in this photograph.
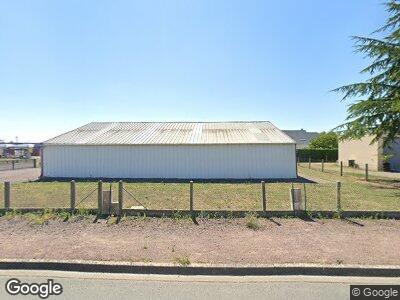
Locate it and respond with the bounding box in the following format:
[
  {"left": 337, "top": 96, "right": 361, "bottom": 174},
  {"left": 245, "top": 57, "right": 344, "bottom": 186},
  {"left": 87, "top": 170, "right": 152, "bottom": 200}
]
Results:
[
  {"left": 308, "top": 132, "right": 338, "bottom": 150},
  {"left": 333, "top": 1, "right": 400, "bottom": 146}
]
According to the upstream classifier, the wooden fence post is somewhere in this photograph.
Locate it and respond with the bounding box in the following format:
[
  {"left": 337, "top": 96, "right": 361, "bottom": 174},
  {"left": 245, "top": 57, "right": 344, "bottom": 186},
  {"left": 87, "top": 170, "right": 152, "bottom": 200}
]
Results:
[
  {"left": 336, "top": 181, "right": 341, "bottom": 212},
  {"left": 70, "top": 180, "right": 76, "bottom": 213},
  {"left": 4, "top": 181, "right": 10, "bottom": 210},
  {"left": 303, "top": 183, "right": 307, "bottom": 211},
  {"left": 365, "top": 164, "right": 369, "bottom": 181},
  {"left": 189, "top": 181, "right": 194, "bottom": 212},
  {"left": 308, "top": 157, "right": 311, "bottom": 169},
  {"left": 12, "top": 161, "right": 15, "bottom": 170},
  {"left": 118, "top": 180, "right": 123, "bottom": 216},
  {"left": 290, "top": 187, "right": 302, "bottom": 216},
  {"left": 290, "top": 188, "right": 295, "bottom": 212},
  {"left": 321, "top": 159, "right": 324, "bottom": 172},
  {"left": 33, "top": 159, "right": 37, "bottom": 168},
  {"left": 261, "top": 181, "right": 266, "bottom": 212},
  {"left": 340, "top": 161, "right": 343, "bottom": 176},
  {"left": 98, "top": 180, "right": 103, "bottom": 214}
]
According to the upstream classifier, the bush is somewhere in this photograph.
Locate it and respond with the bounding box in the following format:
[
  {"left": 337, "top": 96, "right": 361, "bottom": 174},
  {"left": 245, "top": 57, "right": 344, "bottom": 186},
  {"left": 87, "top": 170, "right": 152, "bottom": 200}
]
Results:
[
  {"left": 245, "top": 213, "right": 260, "bottom": 230},
  {"left": 174, "top": 256, "right": 191, "bottom": 266},
  {"left": 297, "top": 149, "right": 338, "bottom": 162},
  {"left": 308, "top": 132, "right": 338, "bottom": 150}
]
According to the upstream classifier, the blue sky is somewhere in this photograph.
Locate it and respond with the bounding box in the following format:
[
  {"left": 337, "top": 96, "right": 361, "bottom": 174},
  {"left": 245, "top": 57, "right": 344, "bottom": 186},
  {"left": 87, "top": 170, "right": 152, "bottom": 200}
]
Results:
[{"left": 0, "top": 0, "right": 387, "bottom": 142}]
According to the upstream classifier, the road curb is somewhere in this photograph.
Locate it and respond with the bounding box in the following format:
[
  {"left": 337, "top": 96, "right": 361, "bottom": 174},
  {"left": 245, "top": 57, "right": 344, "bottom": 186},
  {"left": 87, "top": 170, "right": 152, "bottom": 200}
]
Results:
[{"left": 0, "top": 260, "right": 399, "bottom": 277}]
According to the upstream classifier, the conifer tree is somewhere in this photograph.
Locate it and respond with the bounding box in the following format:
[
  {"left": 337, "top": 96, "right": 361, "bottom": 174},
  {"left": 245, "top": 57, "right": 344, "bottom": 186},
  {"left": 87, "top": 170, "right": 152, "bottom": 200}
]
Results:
[{"left": 334, "top": 1, "right": 400, "bottom": 146}]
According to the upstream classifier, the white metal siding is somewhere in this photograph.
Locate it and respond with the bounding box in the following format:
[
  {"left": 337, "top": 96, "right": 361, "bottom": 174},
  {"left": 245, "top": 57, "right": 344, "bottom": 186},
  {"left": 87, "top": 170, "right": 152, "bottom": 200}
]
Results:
[{"left": 43, "top": 144, "right": 297, "bottom": 179}]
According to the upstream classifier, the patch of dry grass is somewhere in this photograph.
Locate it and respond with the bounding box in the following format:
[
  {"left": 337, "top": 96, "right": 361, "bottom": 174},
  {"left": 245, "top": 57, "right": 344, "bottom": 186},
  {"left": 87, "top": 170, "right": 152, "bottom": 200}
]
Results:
[
  {"left": 173, "top": 256, "right": 191, "bottom": 266},
  {"left": 245, "top": 213, "right": 261, "bottom": 230},
  {"left": 9, "top": 182, "right": 98, "bottom": 208}
]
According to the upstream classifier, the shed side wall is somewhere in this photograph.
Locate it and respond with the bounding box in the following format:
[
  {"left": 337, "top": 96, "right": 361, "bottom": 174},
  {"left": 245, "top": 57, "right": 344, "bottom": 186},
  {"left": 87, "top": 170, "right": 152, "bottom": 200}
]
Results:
[{"left": 43, "top": 144, "right": 296, "bottom": 179}]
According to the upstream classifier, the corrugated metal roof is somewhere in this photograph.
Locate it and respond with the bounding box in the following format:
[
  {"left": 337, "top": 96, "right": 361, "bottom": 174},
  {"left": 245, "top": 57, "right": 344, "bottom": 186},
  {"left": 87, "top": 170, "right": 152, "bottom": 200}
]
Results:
[{"left": 44, "top": 122, "right": 295, "bottom": 145}]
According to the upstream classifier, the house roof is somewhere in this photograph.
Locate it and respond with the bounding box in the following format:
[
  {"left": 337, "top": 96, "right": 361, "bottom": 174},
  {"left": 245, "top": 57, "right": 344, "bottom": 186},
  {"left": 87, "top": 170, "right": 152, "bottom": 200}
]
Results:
[
  {"left": 44, "top": 122, "right": 295, "bottom": 145},
  {"left": 283, "top": 129, "right": 319, "bottom": 149}
]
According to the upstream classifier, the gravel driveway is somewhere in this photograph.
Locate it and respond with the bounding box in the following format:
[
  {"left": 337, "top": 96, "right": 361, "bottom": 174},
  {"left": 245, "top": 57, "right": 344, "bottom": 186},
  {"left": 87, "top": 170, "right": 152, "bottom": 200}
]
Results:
[
  {"left": 0, "top": 168, "right": 40, "bottom": 183},
  {"left": 1, "top": 217, "right": 399, "bottom": 266}
]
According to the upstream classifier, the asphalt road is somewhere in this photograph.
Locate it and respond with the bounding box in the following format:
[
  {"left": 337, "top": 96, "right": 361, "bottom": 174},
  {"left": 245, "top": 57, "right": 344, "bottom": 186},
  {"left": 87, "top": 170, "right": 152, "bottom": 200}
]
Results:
[{"left": 0, "top": 270, "right": 400, "bottom": 300}]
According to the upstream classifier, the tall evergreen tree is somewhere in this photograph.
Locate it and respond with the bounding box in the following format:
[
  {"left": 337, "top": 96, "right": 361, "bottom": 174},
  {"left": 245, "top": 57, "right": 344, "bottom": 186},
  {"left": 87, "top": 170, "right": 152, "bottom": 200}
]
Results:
[{"left": 334, "top": 1, "right": 400, "bottom": 146}]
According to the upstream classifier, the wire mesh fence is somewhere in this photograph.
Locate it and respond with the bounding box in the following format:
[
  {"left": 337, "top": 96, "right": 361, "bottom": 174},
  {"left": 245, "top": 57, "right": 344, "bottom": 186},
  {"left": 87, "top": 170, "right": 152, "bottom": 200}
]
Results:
[
  {"left": 0, "top": 159, "right": 39, "bottom": 171},
  {"left": 340, "top": 182, "right": 400, "bottom": 211},
  {"left": 298, "top": 162, "right": 398, "bottom": 183},
  {"left": 75, "top": 182, "right": 98, "bottom": 209},
  {"left": 267, "top": 183, "right": 301, "bottom": 210},
  {"left": 122, "top": 182, "right": 187, "bottom": 210},
  {"left": 194, "top": 183, "right": 260, "bottom": 211},
  {"left": 303, "top": 183, "right": 337, "bottom": 211},
  {"left": 298, "top": 162, "right": 400, "bottom": 211},
  {"left": 10, "top": 182, "right": 70, "bottom": 208},
  {"left": 0, "top": 179, "right": 399, "bottom": 212}
]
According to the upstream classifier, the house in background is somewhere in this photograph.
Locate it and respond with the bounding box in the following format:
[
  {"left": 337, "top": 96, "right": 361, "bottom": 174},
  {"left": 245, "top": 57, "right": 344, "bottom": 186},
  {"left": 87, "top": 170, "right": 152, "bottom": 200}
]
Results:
[
  {"left": 339, "top": 136, "right": 400, "bottom": 172},
  {"left": 283, "top": 129, "right": 319, "bottom": 149}
]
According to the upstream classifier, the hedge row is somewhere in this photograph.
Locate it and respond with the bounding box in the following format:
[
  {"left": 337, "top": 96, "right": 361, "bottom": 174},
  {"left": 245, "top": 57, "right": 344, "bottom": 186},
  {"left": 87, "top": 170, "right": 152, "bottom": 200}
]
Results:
[{"left": 297, "top": 149, "right": 338, "bottom": 162}]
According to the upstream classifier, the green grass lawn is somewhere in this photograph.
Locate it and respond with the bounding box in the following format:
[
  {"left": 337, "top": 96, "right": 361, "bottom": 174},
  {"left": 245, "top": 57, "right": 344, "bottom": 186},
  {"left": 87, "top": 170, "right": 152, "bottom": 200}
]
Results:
[
  {"left": 122, "top": 182, "right": 300, "bottom": 210},
  {"left": 298, "top": 164, "right": 400, "bottom": 211},
  {"left": 2, "top": 164, "right": 399, "bottom": 211},
  {"left": 299, "top": 162, "right": 400, "bottom": 185},
  {"left": 8, "top": 182, "right": 97, "bottom": 209}
]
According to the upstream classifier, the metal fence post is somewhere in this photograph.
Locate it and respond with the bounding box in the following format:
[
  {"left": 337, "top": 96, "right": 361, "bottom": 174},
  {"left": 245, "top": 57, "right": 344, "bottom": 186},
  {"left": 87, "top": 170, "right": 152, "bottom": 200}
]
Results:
[
  {"left": 189, "top": 181, "right": 194, "bottom": 212},
  {"left": 261, "top": 181, "right": 266, "bottom": 212},
  {"left": 4, "top": 181, "right": 10, "bottom": 210},
  {"left": 321, "top": 159, "right": 324, "bottom": 172},
  {"left": 336, "top": 181, "right": 341, "bottom": 212},
  {"left": 303, "top": 183, "right": 307, "bottom": 211},
  {"left": 70, "top": 180, "right": 76, "bottom": 213},
  {"left": 340, "top": 161, "right": 343, "bottom": 176},
  {"left": 118, "top": 180, "right": 123, "bottom": 216},
  {"left": 365, "top": 164, "right": 369, "bottom": 181},
  {"left": 308, "top": 157, "right": 311, "bottom": 169},
  {"left": 98, "top": 180, "right": 103, "bottom": 214},
  {"left": 12, "top": 161, "right": 15, "bottom": 170}
]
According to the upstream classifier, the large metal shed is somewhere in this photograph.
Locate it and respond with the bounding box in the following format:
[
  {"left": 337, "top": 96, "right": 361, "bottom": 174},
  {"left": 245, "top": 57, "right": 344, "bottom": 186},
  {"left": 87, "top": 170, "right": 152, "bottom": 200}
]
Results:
[{"left": 41, "top": 121, "right": 297, "bottom": 179}]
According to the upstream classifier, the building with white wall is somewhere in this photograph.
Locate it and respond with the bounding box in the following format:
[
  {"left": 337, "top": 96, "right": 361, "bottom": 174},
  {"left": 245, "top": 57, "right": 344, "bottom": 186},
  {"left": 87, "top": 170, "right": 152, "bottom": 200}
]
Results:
[{"left": 42, "top": 121, "right": 297, "bottom": 179}]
